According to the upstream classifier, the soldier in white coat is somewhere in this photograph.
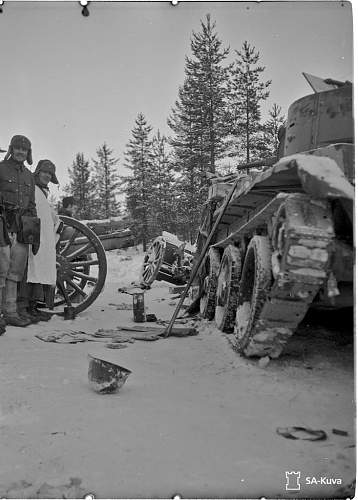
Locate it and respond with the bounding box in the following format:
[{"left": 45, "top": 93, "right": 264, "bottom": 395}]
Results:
[{"left": 26, "top": 160, "right": 59, "bottom": 318}]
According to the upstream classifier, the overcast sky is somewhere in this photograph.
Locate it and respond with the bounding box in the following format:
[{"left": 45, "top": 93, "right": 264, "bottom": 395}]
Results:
[{"left": 0, "top": 1, "right": 353, "bottom": 195}]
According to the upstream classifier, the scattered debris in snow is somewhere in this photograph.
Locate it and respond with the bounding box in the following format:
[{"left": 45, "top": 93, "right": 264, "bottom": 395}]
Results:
[{"left": 258, "top": 356, "right": 271, "bottom": 368}]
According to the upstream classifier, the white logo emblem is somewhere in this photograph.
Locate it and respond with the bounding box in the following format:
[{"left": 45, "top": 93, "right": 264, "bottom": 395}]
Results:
[{"left": 285, "top": 471, "right": 301, "bottom": 490}]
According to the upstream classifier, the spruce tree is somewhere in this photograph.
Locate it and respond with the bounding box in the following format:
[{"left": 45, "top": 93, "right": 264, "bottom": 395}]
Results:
[
  {"left": 186, "top": 14, "right": 231, "bottom": 173},
  {"left": 66, "top": 152, "right": 95, "bottom": 219},
  {"left": 168, "top": 14, "right": 231, "bottom": 239},
  {"left": 168, "top": 78, "right": 200, "bottom": 175},
  {"left": 123, "top": 113, "right": 153, "bottom": 251},
  {"left": 150, "top": 131, "right": 176, "bottom": 236},
  {"left": 168, "top": 79, "right": 204, "bottom": 242},
  {"left": 169, "top": 15, "right": 231, "bottom": 174},
  {"left": 229, "top": 41, "right": 271, "bottom": 163},
  {"left": 92, "top": 143, "right": 120, "bottom": 219},
  {"left": 174, "top": 164, "right": 206, "bottom": 243}
]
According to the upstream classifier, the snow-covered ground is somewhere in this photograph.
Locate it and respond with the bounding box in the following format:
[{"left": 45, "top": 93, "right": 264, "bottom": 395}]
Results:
[{"left": 0, "top": 247, "right": 354, "bottom": 498}]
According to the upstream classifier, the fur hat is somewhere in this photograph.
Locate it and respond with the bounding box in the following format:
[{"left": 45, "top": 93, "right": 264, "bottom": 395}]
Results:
[
  {"left": 4, "top": 135, "right": 33, "bottom": 165},
  {"left": 34, "top": 159, "right": 59, "bottom": 184}
]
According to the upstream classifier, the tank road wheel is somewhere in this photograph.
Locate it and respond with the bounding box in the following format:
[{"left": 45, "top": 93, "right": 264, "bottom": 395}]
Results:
[
  {"left": 233, "top": 196, "right": 336, "bottom": 359},
  {"left": 199, "top": 248, "right": 221, "bottom": 319},
  {"left": 235, "top": 236, "right": 273, "bottom": 356},
  {"left": 140, "top": 237, "right": 166, "bottom": 287},
  {"left": 270, "top": 203, "right": 288, "bottom": 277},
  {"left": 49, "top": 216, "right": 107, "bottom": 315},
  {"left": 215, "top": 245, "right": 241, "bottom": 332}
]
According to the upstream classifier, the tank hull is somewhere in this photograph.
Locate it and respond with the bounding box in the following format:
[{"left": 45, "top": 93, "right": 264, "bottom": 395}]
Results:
[{"left": 195, "top": 150, "right": 353, "bottom": 358}]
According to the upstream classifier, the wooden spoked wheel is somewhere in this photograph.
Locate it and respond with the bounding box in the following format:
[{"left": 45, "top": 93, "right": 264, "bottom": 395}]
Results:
[
  {"left": 48, "top": 216, "right": 107, "bottom": 314},
  {"left": 140, "top": 237, "right": 166, "bottom": 286},
  {"left": 199, "top": 248, "right": 221, "bottom": 320},
  {"left": 215, "top": 245, "right": 241, "bottom": 332}
]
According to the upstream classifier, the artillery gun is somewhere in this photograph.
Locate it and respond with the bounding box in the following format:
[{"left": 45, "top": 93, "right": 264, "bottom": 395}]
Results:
[
  {"left": 140, "top": 231, "right": 194, "bottom": 287},
  {"left": 40, "top": 217, "right": 134, "bottom": 315},
  {"left": 195, "top": 75, "right": 353, "bottom": 359}
]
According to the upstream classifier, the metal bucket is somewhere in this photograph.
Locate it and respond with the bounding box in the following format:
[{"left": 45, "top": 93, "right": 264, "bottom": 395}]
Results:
[
  {"left": 64, "top": 306, "right": 76, "bottom": 320},
  {"left": 132, "top": 292, "right": 145, "bottom": 322},
  {"left": 88, "top": 355, "right": 131, "bottom": 394}
]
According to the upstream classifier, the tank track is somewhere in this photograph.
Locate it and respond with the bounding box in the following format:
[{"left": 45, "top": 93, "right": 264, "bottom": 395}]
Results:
[
  {"left": 200, "top": 248, "right": 221, "bottom": 319},
  {"left": 220, "top": 256, "right": 241, "bottom": 332},
  {"left": 215, "top": 245, "right": 241, "bottom": 332},
  {"left": 241, "top": 194, "right": 335, "bottom": 358},
  {"left": 202, "top": 275, "right": 218, "bottom": 318}
]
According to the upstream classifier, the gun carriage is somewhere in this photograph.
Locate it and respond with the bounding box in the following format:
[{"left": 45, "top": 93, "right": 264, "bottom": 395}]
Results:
[
  {"left": 46, "top": 216, "right": 134, "bottom": 314},
  {"left": 140, "top": 232, "right": 194, "bottom": 287}
]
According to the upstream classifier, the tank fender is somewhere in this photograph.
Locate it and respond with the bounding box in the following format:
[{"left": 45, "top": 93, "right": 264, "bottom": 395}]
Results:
[{"left": 275, "top": 154, "right": 354, "bottom": 200}]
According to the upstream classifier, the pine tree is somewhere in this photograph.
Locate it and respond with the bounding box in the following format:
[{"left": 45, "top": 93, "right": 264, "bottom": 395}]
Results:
[
  {"left": 123, "top": 113, "right": 153, "bottom": 251},
  {"left": 187, "top": 14, "right": 231, "bottom": 172},
  {"left": 168, "top": 80, "right": 204, "bottom": 242},
  {"left": 174, "top": 166, "right": 206, "bottom": 243},
  {"left": 92, "top": 143, "right": 120, "bottom": 219},
  {"left": 150, "top": 131, "right": 177, "bottom": 236},
  {"left": 168, "top": 14, "right": 231, "bottom": 239},
  {"left": 169, "top": 15, "right": 231, "bottom": 174},
  {"left": 66, "top": 152, "right": 95, "bottom": 219},
  {"left": 229, "top": 41, "right": 271, "bottom": 163},
  {"left": 168, "top": 77, "right": 200, "bottom": 176},
  {"left": 262, "top": 103, "right": 285, "bottom": 159}
]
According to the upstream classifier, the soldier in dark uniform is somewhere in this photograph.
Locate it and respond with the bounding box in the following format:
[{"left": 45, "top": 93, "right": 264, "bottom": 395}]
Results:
[{"left": 0, "top": 135, "right": 37, "bottom": 333}]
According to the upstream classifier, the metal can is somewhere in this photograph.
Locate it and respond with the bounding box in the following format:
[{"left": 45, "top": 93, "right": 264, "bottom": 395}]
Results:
[
  {"left": 64, "top": 305, "right": 76, "bottom": 320},
  {"left": 132, "top": 292, "right": 145, "bottom": 322}
]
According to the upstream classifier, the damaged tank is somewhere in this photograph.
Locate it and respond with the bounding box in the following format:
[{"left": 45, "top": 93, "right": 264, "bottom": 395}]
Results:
[{"left": 195, "top": 75, "right": 354, "bottom": 359}]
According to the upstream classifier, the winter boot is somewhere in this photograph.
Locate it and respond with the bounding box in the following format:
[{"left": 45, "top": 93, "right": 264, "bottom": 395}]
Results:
[
  {"left": 0, "top": 287, "right": 6, "bottom": 336},
  {"left": 17, "top": 292, "right": 38, "bottom": 323},
  {"left": 0, "top": 316, "right": 5, "bottom": 335},
  {"left": 18, "top": 301, "right": 40, "bottom": 324},
  {"left": 4, "top": 311, "right": 32, "bottom": 327},
  {"left": 36, "top": 310, "right": 53, "bottom": 322},
  {"left": 28, "top": 302, "right": 52, "bottom": 322},
  {"left": 4, "top": 314, "right": 32, "bottom": 327},
  {"left": 4, "top": 279, "right": 31, "bottom": 327},
  {"left": 18, "top": 308, "right": 40, "bottom": 324}
]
